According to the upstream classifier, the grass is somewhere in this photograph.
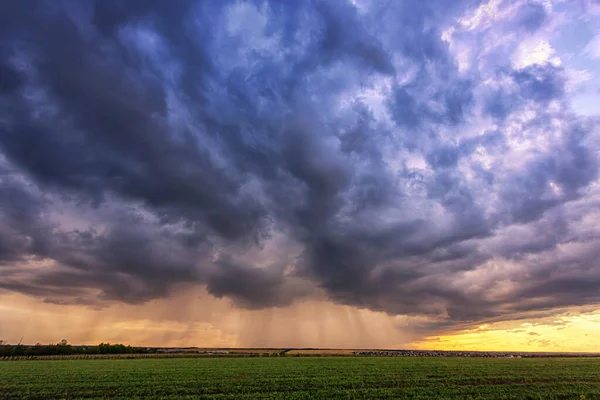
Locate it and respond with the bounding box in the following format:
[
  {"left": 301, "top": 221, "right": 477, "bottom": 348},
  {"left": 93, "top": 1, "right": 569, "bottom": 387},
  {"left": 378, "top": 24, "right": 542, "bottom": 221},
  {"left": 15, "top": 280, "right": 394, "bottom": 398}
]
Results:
[{"left": 1, "top": 356, "right": 599, "bottom": 399}]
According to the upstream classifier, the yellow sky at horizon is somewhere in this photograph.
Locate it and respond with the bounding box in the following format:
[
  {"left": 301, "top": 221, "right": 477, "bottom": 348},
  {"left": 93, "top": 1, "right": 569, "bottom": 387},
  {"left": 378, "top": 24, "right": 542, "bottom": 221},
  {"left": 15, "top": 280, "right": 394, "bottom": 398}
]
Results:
[
  {"left": 415, "top": 309, "right": 600, "bottom": 353},
  {"left": 1, "top": 290, "right": 599, "bottom": 352}
]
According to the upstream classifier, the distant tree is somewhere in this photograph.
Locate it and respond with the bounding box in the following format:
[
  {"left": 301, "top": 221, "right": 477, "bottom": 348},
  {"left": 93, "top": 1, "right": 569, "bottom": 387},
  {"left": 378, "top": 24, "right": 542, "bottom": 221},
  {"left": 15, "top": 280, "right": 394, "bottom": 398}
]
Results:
[
  {"left": 13, "top": 345, "right": 25, "bottom": 356},
  {"left": 56, "top": 339, "right": 72, "bottom": 355},
  {"left": 97, "top": 342, "right": 134, "bottom": 354},
  {"left": 98, "top": 342, "right": 108, "bottom": 354}
]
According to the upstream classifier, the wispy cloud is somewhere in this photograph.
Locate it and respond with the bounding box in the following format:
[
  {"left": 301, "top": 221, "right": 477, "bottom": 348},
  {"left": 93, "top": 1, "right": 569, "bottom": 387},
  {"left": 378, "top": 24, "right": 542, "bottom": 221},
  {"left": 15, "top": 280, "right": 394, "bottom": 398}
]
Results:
[{"left": 584, "top": 33, "right": 600, "bottom": 59}]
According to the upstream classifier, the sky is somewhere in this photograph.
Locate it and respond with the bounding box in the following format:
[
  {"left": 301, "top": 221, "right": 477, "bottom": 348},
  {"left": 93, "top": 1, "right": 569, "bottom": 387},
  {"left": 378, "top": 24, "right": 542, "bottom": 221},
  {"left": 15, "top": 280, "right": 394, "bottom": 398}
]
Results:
[{"left": 0, "top": 0, "right": 600, "bottom": 351}]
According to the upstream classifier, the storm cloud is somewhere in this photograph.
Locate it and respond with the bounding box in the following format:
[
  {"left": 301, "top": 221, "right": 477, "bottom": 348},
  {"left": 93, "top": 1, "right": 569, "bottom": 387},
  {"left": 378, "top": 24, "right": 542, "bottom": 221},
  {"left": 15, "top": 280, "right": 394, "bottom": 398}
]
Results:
[{"left": 0, "top": 0, "right": 599, "bottom": 328}]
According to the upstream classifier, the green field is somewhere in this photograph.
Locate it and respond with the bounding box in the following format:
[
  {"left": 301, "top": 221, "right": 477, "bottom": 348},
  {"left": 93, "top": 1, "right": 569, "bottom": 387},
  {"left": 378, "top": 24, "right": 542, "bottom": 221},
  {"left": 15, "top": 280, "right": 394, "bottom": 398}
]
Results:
[{"left": 1, "top": 357, "right": 600, "bottom": 399}]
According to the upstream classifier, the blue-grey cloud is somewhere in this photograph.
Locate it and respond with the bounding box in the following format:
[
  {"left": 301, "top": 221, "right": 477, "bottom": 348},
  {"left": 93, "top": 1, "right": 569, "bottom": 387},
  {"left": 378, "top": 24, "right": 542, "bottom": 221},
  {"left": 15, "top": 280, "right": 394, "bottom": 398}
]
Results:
[{"left": 0, "top": 0, "right": 599, "bottom": 326}]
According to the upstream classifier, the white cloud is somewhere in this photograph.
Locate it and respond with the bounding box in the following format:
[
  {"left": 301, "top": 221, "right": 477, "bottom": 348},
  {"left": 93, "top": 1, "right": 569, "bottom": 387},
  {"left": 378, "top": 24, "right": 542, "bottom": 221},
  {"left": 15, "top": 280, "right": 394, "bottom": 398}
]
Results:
[
  {"left": 584, "top": 33, "right": 600, "bottom": 59},
  {"left": 564, "top": 68, "right": 593, "bottom": 91},
  {"left": 513, "top": 39, "right": 561, "bottom": 69},
  {"left": 459, "top": 0, "right": 503, "bottom": 31}
]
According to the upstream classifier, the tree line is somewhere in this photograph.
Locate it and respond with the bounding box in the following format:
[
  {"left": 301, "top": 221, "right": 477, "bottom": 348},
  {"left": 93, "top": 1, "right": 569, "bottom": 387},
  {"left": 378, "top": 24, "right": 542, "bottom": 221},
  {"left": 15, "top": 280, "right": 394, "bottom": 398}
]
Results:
[{"left": 0, "top": 340, "right": 154, "bottom": 357}]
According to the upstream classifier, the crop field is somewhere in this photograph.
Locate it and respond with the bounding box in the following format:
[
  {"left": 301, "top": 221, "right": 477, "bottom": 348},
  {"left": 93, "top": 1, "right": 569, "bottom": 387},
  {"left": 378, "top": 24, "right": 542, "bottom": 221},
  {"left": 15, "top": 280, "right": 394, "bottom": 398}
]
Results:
[{"left": 1, "top": 356, "right": 600, "bottom": 399}]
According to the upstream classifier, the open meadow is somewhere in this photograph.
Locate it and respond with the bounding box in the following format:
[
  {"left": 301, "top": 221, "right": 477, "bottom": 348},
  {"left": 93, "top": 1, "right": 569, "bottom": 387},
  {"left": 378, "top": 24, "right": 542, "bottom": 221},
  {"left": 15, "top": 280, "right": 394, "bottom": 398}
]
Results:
[{"left": 1, "top": 356, "right": 600, "bottom": 399}]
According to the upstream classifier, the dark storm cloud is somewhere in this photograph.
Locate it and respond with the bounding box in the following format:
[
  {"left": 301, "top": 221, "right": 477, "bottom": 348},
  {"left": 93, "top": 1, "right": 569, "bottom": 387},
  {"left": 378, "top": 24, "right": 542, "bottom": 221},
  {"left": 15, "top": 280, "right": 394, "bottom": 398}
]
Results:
[
  {"left": 514, "top": 1, "right": 547, "bottom": 33},
  {"left": 484, "top": 65, "right": 566, "bottom": 121},
  {"left": 0, "top": 0, "right": 599, "bottom": 325},
  {"left": 512, "top": 65, "right": 565, "bottom": 103}
]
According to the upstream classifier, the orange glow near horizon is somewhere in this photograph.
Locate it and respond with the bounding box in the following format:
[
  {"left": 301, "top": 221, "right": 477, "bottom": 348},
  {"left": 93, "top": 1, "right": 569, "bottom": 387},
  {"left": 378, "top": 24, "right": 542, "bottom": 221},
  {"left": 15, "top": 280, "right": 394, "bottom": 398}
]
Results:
[
  {"left": 0, "top": 290, "right": 419, "bottom": 349},
  {"left": 1, "top": 291, "right": 599, "bottom": 352}
]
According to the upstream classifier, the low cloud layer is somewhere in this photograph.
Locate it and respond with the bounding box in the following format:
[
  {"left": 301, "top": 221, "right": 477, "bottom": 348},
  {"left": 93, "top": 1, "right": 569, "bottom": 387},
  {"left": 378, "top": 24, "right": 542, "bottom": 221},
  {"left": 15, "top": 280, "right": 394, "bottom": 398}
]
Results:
[{"left": 1, "top": 0, "right": 599, "bottom": 330}]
